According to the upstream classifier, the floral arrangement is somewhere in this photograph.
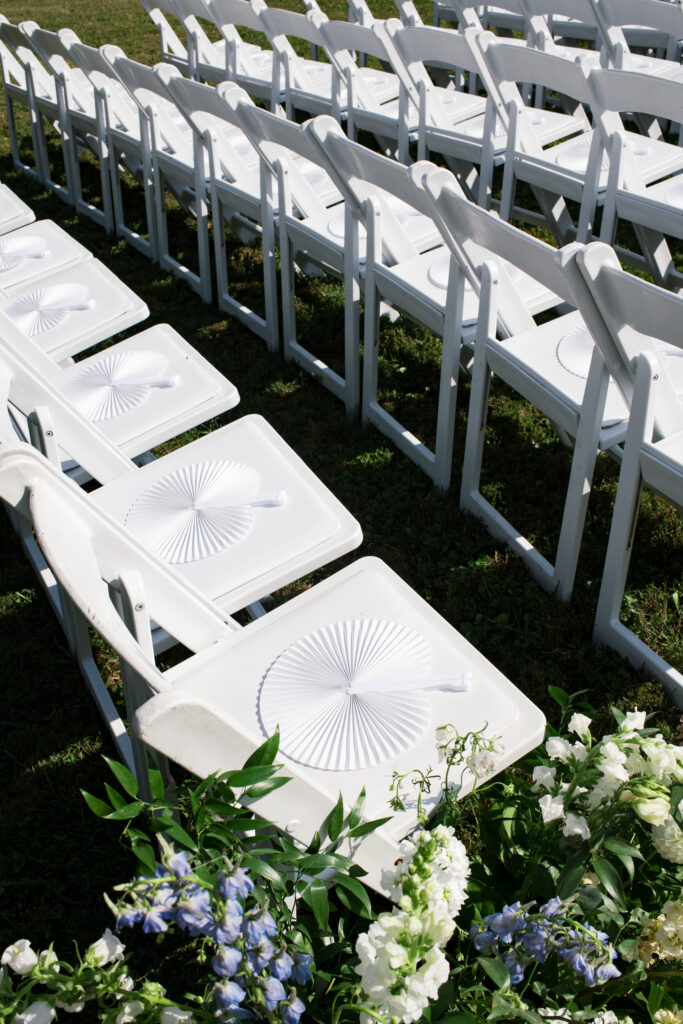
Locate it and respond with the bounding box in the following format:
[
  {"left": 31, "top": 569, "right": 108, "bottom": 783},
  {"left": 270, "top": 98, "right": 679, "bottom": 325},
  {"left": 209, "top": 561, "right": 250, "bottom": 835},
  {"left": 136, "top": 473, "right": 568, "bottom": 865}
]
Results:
[{"left": 2, "top": 691, "right": 682, "bottom": 1024}]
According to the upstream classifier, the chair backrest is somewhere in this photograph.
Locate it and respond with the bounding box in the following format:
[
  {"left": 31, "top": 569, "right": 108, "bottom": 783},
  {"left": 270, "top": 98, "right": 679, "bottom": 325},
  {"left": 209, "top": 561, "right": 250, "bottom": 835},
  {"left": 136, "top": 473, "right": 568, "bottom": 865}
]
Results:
[
  {"left": 518, "top": 0, "right": 600, "bottom": 52},
  {"left": 318, "top": 18, "right": 413, "bottom": 114},
  {"left": 592, "top": 0, "right": 683, "bottom": 68},
  {"left": 257, "top": 5, "right": 328, "bottom": 92},
  {"left": 208, "top": 0, "right": 267, "bottom": 42},
  {"left": 63, "top": 35, "right": 140, "bottom": 134},
  {"left": 577, "top": 241, "right": 683, "bottom": 441},
  {"left": 219, "top": 83, "right": 339, "bottom": 220},
  {"left": 476, "top": 34, "right": 592, "bottom": 149},
  {"left": 420, "top": 163, "right": 573, "bottom": 336},
  {"left": 0, "top": 15, "right": 28, "bottom": 89},
  {"left": 103, "top": 48, "right": 189, "bottom": 156},
  {"left": 0, "top": 19, "right": 55, "bottom": 96},
  {"left": 139, "top": 0, "right": 190, "bottom": 61}
]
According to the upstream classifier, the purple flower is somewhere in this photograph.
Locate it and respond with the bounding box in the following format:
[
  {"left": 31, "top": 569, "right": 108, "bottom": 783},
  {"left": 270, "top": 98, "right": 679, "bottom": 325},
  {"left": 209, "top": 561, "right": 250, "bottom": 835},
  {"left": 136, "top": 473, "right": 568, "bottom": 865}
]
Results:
[
  {"left": 595, "top": 961, "right": 621, "bottom": 983},
  {"left": 290, "top": 952, "right": 313, "bottom": 986},
  {"left": 483, "top": 903, "right": 527, "bottom": 944},
  {"left": 520, "top": 922, "right": 551, "bottom": 963},
  {"left": 212, "top": 900, "right": 243, "bottom": 945},
  {"left": 212, "top": 945, "right": 243, "bottom": 978},
  {"left": 503, "top": 949, "right": 525, "bottom": 985},
  {"left": 470, "top": 926, "right": 499, "bottom": 952},
  {"left": 219, "top": 867, "right": 254, "bottom": 901},
  {"left": 271, "top": 948, "right": 294, "bottom": 982},
  {"left": 142, "top": 904, "right": 174, "bottom": 934},
  {"left": 246, "top": 936, "right": 275, "bottom": 973},
  {"left": 540, "top": 897, "right": 564, "bottom": 919},
  {"left": 214, "top": 980, "right": 246, "bottom": 1011},
  {"left": 115, "top": 907, "right": 143, "bottom": 931},
  {"left": 242, "top": 907, "right": 278, "bottom": 946},
  {"left": 260, "top": 975, "right": 286, "bottom": 1012},
  {"left": 281, "top": 993, "right": 306, "bottom": 1024},
  {"left": 559, "top": 944, "right": 595, "bottom": 985},
  {"left": 176, "top": 886, "right": 213, "bottom": 936}
]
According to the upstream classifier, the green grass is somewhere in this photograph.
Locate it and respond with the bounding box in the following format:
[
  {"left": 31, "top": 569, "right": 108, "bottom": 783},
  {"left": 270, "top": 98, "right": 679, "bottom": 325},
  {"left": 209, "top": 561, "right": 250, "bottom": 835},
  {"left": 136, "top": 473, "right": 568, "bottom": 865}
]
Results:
[{"left": 0, "top": 0, "right": 681, "bottom": 959}]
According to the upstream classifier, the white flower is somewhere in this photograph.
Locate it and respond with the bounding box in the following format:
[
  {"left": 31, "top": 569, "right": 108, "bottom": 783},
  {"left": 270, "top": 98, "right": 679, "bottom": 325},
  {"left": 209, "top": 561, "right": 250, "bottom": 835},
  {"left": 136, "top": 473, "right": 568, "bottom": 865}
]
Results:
[
  {"left": 546, "top": 737, "right": 572, "bottom": 762},
  {"left": 652, "top": 811, "right": 683, "bottom": 864},
  {"left": 562, "top": 813, "right": 591, "bottom": 841},
  {"left": 539, "top": 793, "right": 565, "bottom": 823},
  {"left": 634, "top": 797, "right": 671, "bottom": 826},
  {"left": 532, "top": 765, "right": 556, "bottom": 789},
  {"left": 87, "top": 929, "right": 125, "bottom": 966},
  {"left": 2, "top": 940, "right": 38, "bottom": 975},
  {"left": 568, "top": 713, "right": 591, "bottom": 738},
  {"left": 654, "top": 1009, "right": 683, "bottom": 1024},
  {"left": 621, "top": 709, "right": 647, "bottom": 732},
  {"left": 116, "top": 1001, "right": 144, "bottom": 1024},
  {"left": 12, "top": 1001, "right": 55, "bottom": 1024},
  {"left": 55, "top": 1002, "right": 85, "bottom": 1014},
  {"left": 160, "top": 1009, "right": 194, "bottom": 1024},
  {"left": 467, "top": 749, "right": 497, "bottom": 778},
  {"left": 570, "top": 741, "right": 589, "bottom": 763},
  {"left": 643, "top": 737, "right": 679, "bottom": 783}
]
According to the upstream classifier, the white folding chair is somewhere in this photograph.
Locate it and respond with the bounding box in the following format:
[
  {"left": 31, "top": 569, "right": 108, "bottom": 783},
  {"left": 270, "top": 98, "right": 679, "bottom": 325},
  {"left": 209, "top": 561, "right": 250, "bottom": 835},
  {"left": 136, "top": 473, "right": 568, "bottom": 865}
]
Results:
[
  {"left": 307, "top": 117, "right": 556, "bottom": 489},
  {"left": 0, "top": 444, "right": 545, "bottom": 889},
  {"left": 159, "top": 67, "right": 279, "bottom": 346},
  {"left": 576, "top": 242, "right": 683, "bottom": 705},
  {"left": 586, "top": 66, "right": 683, "bottom": 288},
  {"left": 139, "top": 0, "right": 191, "bottom": 74},
  {"left": 106, "top": 50, "right": 213, "bottom": 302},
  {"left": 0, "top": 18, "right": 50, "bottom": 183},
  {"left": 423, "top": 169, "right": 633, "bottom": 600},
  {"left": 592, "top": 0, "right": 683, "bottom": 81},
  {"left": 0, "top": 184, "right": 35, "bottom": 235},
  {"left": 518, "top": 0, "right": 601, "bottom": 57},
  {"left": 19, "top": 23, "right": 115, "bottom": 231},
  {"left": 0, "top": 19, "right": 76, "bottom": 202},
  {"left": 207, "top": 0, "right": 280, "bottom": 108},
  {"left": 67, "top": 39, "right": 159, "bottom": 261},
  {"left": 256, "top": 5, "right": 339, "bottom": 121}
]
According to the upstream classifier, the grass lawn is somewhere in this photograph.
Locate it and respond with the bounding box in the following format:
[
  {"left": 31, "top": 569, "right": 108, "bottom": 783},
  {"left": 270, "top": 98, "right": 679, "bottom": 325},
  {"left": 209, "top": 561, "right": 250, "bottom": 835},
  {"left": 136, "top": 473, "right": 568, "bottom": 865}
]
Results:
[{"left": 0, "top": 0, "right": 680, "bottom": 960}]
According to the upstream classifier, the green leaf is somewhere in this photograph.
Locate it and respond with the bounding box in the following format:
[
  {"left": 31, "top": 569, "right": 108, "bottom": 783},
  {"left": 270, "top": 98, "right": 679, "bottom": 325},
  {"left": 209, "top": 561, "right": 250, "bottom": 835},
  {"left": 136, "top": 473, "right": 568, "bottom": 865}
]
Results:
[
  {"left": 557, "top": 854, "right": 587, "bottom": 899},
  {"left": 671, "top": 785, "right": 683, "bottom": 826},
  {"left": 547, "top": 685, "right": 569, "bottom": 711},
  {"left": 103, "top": 756, "right": 139, "bottom": 799},
  {"left": 477, "top": 956, "right": 510, "bottom": 991},
  {"left": 105, "top": 801, "right": 146, "bottom": 821},
  {"left": 147, "top": 769, "right": 165, "bottom": 801},
  {"left": 81, "top": 790, "right": 112, "bottom": 818},
  {"left": 333, "top": 874, "right": 373, "bottom": 917},
  {"left": 347, "top": 788, "right": 366, "bottom": 830},
  {"left": 326, "top": 793, "right": 345, "bottom": 843},
  {"left": 576, "top": 884, "right": 603, "bottom": 912},
  {"left": 307, "top": 831, "right": 321, "bottom": 855},
  {"left": 647, "top": 981, "right": 665, "bottom": 1016},
  {"left": 227, "top": 765, "right": 280, "bottom": 788},
  {"left": 243, "top": 730, "right": 280, "bottom": 768},
  {"left": 245, "top": 776, "right": 291, "bottom": 799},
  {"left": 301, "top": 878, "right": 330, "bottom": 931},
  {"left": 164, "top": 822, "right": 198, "bottom": 850},
  {"left": 347, "top": 816, "right": 392, "bottom": 838},
  {"left": 592, "top": 856, "right": 627, "bottom": 910},
  {"left": 603, "top": 836, "right": 644, "bottom": 861},
  {"left": 132, "top": 842, "right": 156, "bottom": 873},
  {"left": 103, "top": 783, "right": 128, "bottom": 811},
  {"left": 296, "top": 853, "right": 350, "bottom": 873},
  {"left": 243, "top": 856, "right": 286, "bottom": 888}
]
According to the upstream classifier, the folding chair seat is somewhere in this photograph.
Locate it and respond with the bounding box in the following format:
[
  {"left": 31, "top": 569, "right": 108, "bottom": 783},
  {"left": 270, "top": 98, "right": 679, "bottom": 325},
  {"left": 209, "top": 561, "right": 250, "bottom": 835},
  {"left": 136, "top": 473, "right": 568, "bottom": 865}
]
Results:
[
  {"left": 0, "top": 257, "right": 149, "bottom": 363},
  {"left": 0, "top": 444, "right": 545, "bottom": 888},
  {"left": 423, "top": 168, "right": 633, "bottom": 599},
  {"left": 0, "top": 219, "right": 91, "bottom": 294},
  {"left": 307, "top": 118, "right": 560, "bottom": 488},
  {"left": 139, "top": 0, "right": 191, "bottom": 75},
  {"left": 576, "top": 242, "right": 683, "bottom": 705},
  {"left": 586, "top": 67, "right": 683, "bottom": 289},
  {"left": 207, "top": 0, "right": 280, "bottom": 108},
  {"left": 66, "top": 39, "right": 159, "bottom": 261},
  {"left": 0, "top": 19, "right": 75, "bottom": 201},
  {"left": 0, "top": 184, "right": 35, "bottom": 235},
  {"left": 158, "top": 67, "right": 279, "bottom": 345},
  {"left": 105, "top": 50, "right": 213, "bottom": 303},
  {"left": 18, "top": 23, "right": 115, "bottom": 231}
]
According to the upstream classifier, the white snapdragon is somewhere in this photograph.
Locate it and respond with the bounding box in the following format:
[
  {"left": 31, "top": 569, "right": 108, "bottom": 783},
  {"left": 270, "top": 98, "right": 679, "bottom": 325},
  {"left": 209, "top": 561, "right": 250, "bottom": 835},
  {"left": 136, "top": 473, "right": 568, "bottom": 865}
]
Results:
[
  {"left": 652, "top": 801, "right": 683, "bottom": 864},
  {"left": 86, "top": 929, "right": 125, "bottom": 967},
  {"left": 160, "top": 1010, "right": 194, "bottom": 1024},
  {"left": 638, "top": 899, "right": 683, "bottom": 966},
  {"left": 539, "top": 794, "right": 565, "bottom": 823},
  {"left": 12, "top": 1001, "right": 55, "bottom": 1024},
  {"left": 562, "top": 813, "right": 590, "bottom": 841},
  {"left": 568, "top": 713, "right": 591, "bottom": 738},
  {"left": 654, "top": 1010, "right": 683, "bottom": 1024},
  {"left": 620, "top": 709, "right": 647, "bottom": 732},
  {"left": 2, "top": 940, "right": 38, "bottom": 975},
  {"left": 642, "top": 736, "right": 680, "bottom": 783},
  {"left": 116, "top": 1001, "right": 144, "bottom": 1024},
  {"left": 546, "top": 737, "right": 573, "bottom": 762},
  {"left": 532, "top": 765, "right": 556, "bottom": 789}
]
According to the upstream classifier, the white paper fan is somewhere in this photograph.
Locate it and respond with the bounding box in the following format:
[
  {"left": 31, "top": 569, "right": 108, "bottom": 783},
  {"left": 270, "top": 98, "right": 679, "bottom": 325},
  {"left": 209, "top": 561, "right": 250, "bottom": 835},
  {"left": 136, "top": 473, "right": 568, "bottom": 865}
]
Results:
[
  {"left": 0, "top": 235, "right": 49, "bottom": 272},
  {"left": 62, "top": 349, "right": 178, "bottom": 422},
  {"left": 259, "top": 618, "right": 434, "bottom": 771},
  {"left": 6, "top": 283, "right": 94, "bottom": 336},
  {"left": 556, "top": 323, "right": 594, "bottom": 378},
  {"left": 125, "top": 460, "right": 262, "bottom": 564}
]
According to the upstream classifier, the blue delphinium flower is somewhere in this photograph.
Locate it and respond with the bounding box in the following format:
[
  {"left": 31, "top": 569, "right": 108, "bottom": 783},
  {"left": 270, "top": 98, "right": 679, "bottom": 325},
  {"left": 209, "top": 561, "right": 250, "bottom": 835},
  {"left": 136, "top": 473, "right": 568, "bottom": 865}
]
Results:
[
  {"left": 176, "top": 885, "right": 213, "bottom": 937},
  {"left": 166, "top": 850, "right": 192, "bottom": 879},
  {"left": 469, "top": 926, "right": 499, "bottom": 952},
  {"left": 242, "top": 907, "right": 278, "bottom": 946},
  {"left": 270, "top": 948, "right": 294, "bottom": 982},
  {"left": 212, "top": 900, "right": 243, "bottom": 945},
  {"left": 212, "top": 946, "right": 243, "bottom": 978},
  {"left": 520, "top": 921, "right": 551, "bottom": 963},
  {"left": 142, "top": 904, "right": 174, "bottom": 934},
  {"left": 503, "top": 949, "right": 525, "bottom": 985},
  {"left": 246, "top": 936, "right": 275, "bottom": 973},
  {"left": 281, "top": 993, "right": 307, "bottom": 1024},
  {"left": 540, "top": 897, "right": 563, "bottom": 919},
  {"left": 115, "top": 907, "right": 143, "bottom": 931},
  {"left": 214, "top": 979, "right": 247, "bottom": 1011},
  {"left": 259, "top": 975, "right": 286, "bottom": 1012},
  {"left": 219, "top": 867, "right": 254, "bottom": 901},
  {"left": 483, "top": 903, "right": 527, "bottom": 944},
  {"left": 290, "top": 952, "right": 313, "bottom": 986}
]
